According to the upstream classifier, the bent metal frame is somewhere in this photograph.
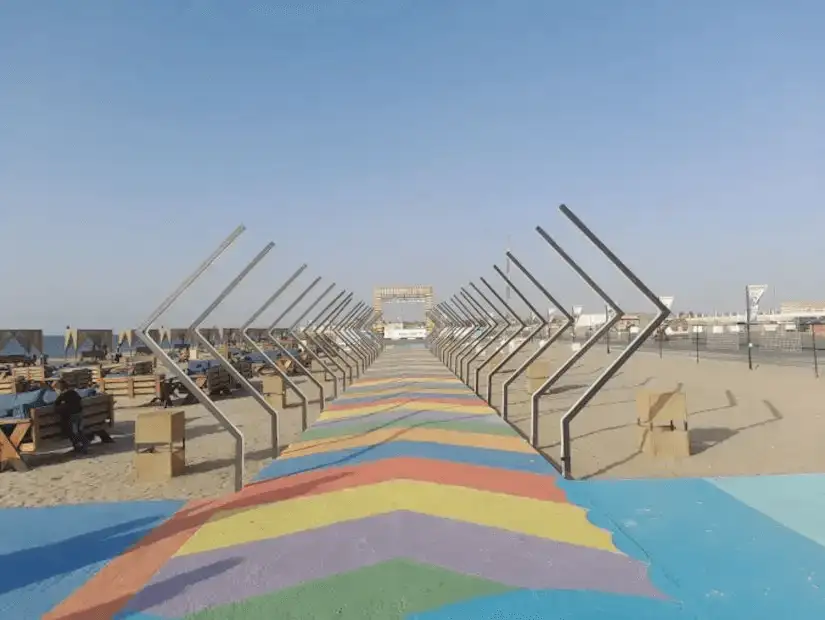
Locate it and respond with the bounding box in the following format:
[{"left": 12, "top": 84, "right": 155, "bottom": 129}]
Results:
[
  {"left": 135, "top": 226, "right": 381, "bottom": 491},
  {"left": 427, "top": 204, "right": 670, "bottom": 479}
]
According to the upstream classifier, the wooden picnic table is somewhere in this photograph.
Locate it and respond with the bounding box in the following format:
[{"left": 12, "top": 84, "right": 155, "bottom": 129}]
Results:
[{"left": 0, "top": 417, "right": 32, "bottom": 472}]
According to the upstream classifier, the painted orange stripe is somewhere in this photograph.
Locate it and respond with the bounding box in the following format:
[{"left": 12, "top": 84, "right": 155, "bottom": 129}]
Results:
[
  {"left": 328, "top": 396, "right": 486, "bottom": 411},
  {"left": 224, "top": 456, "right": 567, "bottom": 514}
]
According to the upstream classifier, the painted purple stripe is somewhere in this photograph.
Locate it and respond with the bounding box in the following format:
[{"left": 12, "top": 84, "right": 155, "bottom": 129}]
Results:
[
  {"left": 127, "top": 511, "right": 662, "bottom": 617},
  {"left": 313, "top": 409, "right": 502, "bottom": 429}
]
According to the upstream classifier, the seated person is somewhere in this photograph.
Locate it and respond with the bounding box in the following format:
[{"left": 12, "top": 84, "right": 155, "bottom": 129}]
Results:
[{"left": 54, "top": 380, "right": 90, "bottom": 454}]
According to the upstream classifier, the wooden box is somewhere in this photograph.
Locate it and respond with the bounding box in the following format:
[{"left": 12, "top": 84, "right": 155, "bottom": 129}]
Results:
[
  {"left": 260, "top": 374, "right": 286, "bottom": 409},
  {"left": 526, "top": 360, "right": 551, "bottom": 393},
  {"left": 636, "top": 389, "right": 690, "bottom": 458},
  {"left": 134, "top": 409, "right": 186, "bottom": 482}
]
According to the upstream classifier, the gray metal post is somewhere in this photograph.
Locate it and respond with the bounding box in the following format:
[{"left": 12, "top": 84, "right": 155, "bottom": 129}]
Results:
[
  {"left": 446, "top": 296, "right": 477, "bottom": 373},
  {"left": 332, "top": 301, "right": 365, "bottom": 372},
  {"left": 317, "top": 294, "right": 357, "bottom": 386},
  {"left": 136, "top": 225, "right": 247, "bottom": 492},
  {"left": 189, "top": 243, "right": 286, "bottom": 460},
  {"left": 425, "top": 309, "right": 442, "bottom": 349},
  {"left": 486, "top": 264, "right": 539, "bottom": 410},
  {"left": 431, "top": 305, "right": 454, "bottom": 357},
  {"left": 352, "top": 308, "right": 379, "bottom": 363},
  {"left": 332, "top": 301, "right": 366, "bottom": 375},
  {"left": 262, "top": 275, "right": 328, "bottom": 411},
  {"left": 241, "top": 266, "right": 315, "bottom": 430},
  {"left": 497, "top": 250, "right": 575, "bottom": 445},
  {"left": 311, "top": 292, "right": 353, "bottom": 388},
  {"left": 437, "top": 304, "right": 464, "bottom": 361},
  {"left": 362, "top": 309, "right": 383, "bottom": 361},
  {"left": 340, "top": 303, "right": 371, "bottom": 369},
  {"left": 548, "top": 204, "right": 671, "bottom": 478},
  {"left": 333, "top": 302, "right": 365, "bottom": 371},
  {"left": 287, "top": 283, "right": 339, "bottom": 400},
  {"left": 474, "top": 276, "right": 520, "bottom": 397},
  {"left": 432, "top": 301, "right": 453, "bottom": 362},
  {"left": 466, "top": 281, "right": 510, "bottom": 392},
  {"left": 496, "top": 253, "right": 549, "bottom": 420},
  {"left": 451, "top": 291, "right": 484, "bottom": 380},
  {"left": 325, "top": 299, "right": 363, "bottom": 379},
  {"left": 456, "top": 288, "right": 496, "bottom": 384},
  {"left": 302, "top": 290, "right": 349, "bottom": 395},
  {"left": 438, "top": 302, "right": 463, "bottom": 364},
  {"left": 458, "top": 286, "right": 498, "bottom": 382}
]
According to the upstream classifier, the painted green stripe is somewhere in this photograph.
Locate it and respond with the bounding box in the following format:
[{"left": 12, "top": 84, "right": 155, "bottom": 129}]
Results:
[{"left": 184, "top": 559, "right": 512, "bottom": 620}]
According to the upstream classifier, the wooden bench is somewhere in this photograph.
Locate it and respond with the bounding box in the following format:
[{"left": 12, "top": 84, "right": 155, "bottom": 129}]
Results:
[
  {"left": 0, "top": 376, "right": 26, "bottom": 395},
  {"left": 0, "top": 394, "right": 116, "bottom": 472},
  {"left": 11, "top": 365, "right": 47, "bottom": 382},
  {"left": 158, "top": 366, "right": 232, "bottom": 406},
  {"left": 100, "top": 373, "right": 165, "bottom": 399}
]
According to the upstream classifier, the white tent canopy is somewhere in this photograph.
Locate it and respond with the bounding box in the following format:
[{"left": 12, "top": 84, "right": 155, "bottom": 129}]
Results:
[
  {"left": 117, "top": 329, "right": 161, "bottom": 349},
  {"left": 161, "top": 328, "right": 191, "bottom": 345},
  {"left": 64, "top": 328, "right": 113, "bottom": 354},
  {"left": 159, "top": 327, "right": 223, "bottom": 346},
  {"left": 0, "top": 329, "right": 44, "bottom": 355}
]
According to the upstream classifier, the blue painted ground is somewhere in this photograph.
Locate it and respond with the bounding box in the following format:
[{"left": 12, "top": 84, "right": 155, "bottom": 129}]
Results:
[
  {"left": 2, "top": 469, "right": 825, "bottom": 619},
  {"left": 1, "top": 343, "right": 824, "bottom": 618},
  {"left": 0, "top": 500, "right": 183, "bottom": 619}
]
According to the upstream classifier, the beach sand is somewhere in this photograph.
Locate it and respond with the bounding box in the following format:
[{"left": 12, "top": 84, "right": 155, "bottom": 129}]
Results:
[
  {"left": 480, "top": 344, "right": 825, "bottom": 479},
  {"left": 0, "top": 375, "right": 335, "bottom": 507},
  {"left": 4, "top": 343, "right": 824, "bottom": 507}
]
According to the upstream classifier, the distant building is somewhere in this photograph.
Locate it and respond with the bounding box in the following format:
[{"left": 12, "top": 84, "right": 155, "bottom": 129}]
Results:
[{"left": 780, "top": 302, "right": 825, "bottom": 314}]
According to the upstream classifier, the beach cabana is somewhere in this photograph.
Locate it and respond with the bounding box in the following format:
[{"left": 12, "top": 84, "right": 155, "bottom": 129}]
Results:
[
  {"left": 162, "top": 328, "right": 191, "bottom": 347},
  {"left": 64, "top": 328, "right": 113, "bottom": 358},
  {"left": 199, "top": 327, "right": 222, "bottom": 345},
  {"left": 117, "top": 328, "right": 160, "bottom": 350},
  {"left": 0, "top": 329, "right": 44, "bottom": 356},
  {"left": 222, "top": 328, "right": 242, "bottom": 346},
  {"left": 244, "top": 327, "right": 269, "bottom": 342}
]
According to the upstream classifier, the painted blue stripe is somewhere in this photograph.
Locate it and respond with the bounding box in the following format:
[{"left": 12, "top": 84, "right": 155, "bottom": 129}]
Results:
[
  {"left": 254, "top": 441, "right": 558, "bottom": 481},
  {"left": 408, "top": 589, "right": 691, "bottom": 620},
  {"left": 709, "top": 474, "right": 825, "bottom": 549},
  {"left": 0, "top": 500, "right": 184, "bottom": 620},
  {"left": 564, "top": 477, "right": 825, "bottom": 619}
]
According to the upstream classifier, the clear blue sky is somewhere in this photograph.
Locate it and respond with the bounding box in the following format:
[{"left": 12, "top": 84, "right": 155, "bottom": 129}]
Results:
[{"left": 2, "top": 1, "right": 823, "bottom": 331}]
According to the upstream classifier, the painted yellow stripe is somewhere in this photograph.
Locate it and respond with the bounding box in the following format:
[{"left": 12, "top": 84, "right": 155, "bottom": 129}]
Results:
[
  {"left": 280, "top": 427, "right": 535, "bottom": 459},
  {"left": 176, "top": 480, "right": 617, "bottom": 557},
  {"left": 319, "top": 401, "right": 495, "bottom": 420},
  {"left": 336, "top": 387, "right": 471, "bottom": 399},
  {"left": 354, "top": 376, "right": 462, "bottom": 388}
]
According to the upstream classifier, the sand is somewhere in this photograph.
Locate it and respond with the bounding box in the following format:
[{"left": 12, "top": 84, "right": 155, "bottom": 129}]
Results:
[
  {"left": 478, "top": 344, "right": 825, "bottom": 479},
  {"left": 5, "top": 341, "right": 824, "bottom": 507},
  {"left": 0, "top": 375, "right": 335, "bottom": 508}
]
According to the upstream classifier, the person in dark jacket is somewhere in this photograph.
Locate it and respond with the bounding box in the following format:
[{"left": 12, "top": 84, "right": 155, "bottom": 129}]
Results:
[{"left": 54, "top": 380, "right": 89, "bottom": 454}]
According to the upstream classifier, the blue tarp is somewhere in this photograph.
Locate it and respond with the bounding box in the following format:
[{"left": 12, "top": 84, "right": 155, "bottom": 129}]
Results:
[{"left": 0, "top": 388, "right": 99, "bottom": 419}]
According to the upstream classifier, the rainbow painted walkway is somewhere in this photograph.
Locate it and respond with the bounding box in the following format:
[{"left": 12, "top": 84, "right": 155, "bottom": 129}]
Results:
[{"left": 3, "top": 344, "right": 825, "bottom": 619}]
